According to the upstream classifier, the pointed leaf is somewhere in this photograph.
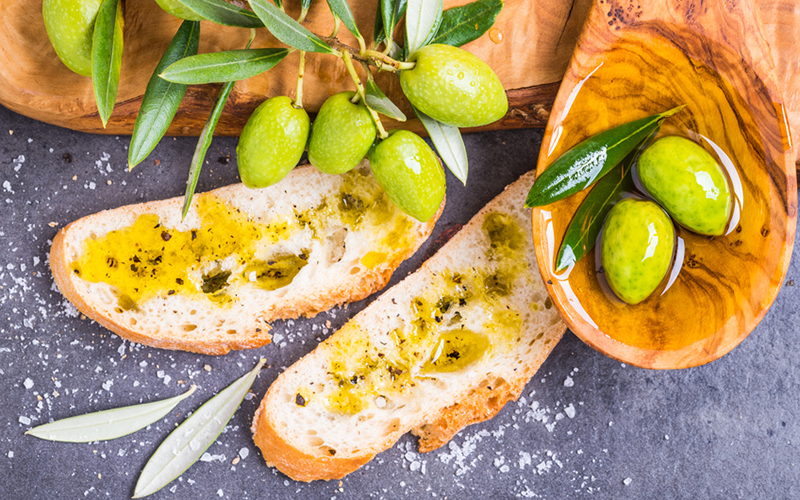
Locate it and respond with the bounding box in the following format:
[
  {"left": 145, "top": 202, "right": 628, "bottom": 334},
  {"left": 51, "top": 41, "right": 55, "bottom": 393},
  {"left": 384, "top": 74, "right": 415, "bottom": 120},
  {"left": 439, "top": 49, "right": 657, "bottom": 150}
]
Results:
[
  {"left": 430, "top": 0, "right": 503, "bottom": 47},
  {"left": 161, "top": 48, "right": 289, "bottom": 84},
  {"left": 132, "top": 360, "right": 266, "bottom": 498},
  {"left": 25, "top": 386, "right": 196, "bottom": 443},
  {"left": 555, "top": 153, "right": 636, "bottom": 272},
  {"left": 406, "top": 0, "right": 442, "bottom": 55},
  {"left": 381, "top": 0, "right": 407, "bottom": 43},
  {"left": 373, "top": 0, "right": 386, "bottom": 45},
  {"left": 182, "top": 80, "right": 236, "bottom": 219},
  {"left": 365, "top": 80, "right": 406, "bottom": 121},
  {"left": 525, "top": 105, "right": 685, "bottom": 208},
  {"left": 415, "top": 107, "right": 468, "bottom": 184},
  {"left": 326, "top": 0, "right": 361, "bottom": 39},
  {"left": 92, "top": 0, "right": 124, "bottom": 127},
  {"left": 172, "top": 0, "right": 264, "bottom": 27},
  {"left": 129, "top": 21, "right": 201, "bottom": 169},
  {"left": 555, "top": 126, "right": 660, "bottom": 271},
  {"left": 250, "top": 0, "right": 334, "bottom": 53}
]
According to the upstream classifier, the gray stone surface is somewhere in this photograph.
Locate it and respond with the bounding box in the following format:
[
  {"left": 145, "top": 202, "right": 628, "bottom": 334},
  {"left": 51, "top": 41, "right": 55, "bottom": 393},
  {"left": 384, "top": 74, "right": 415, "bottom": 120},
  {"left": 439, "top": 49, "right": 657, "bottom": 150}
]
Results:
[{"left": 0, "top": 103, "right": 797, "bottom": 500}]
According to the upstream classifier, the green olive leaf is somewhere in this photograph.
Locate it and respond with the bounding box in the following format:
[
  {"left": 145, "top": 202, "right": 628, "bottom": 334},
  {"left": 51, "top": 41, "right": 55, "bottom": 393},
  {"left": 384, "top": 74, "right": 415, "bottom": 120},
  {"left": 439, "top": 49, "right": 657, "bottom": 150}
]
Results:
[
  {"left": 379, "top": 0, "right": 407, "bottom": 45},
  {"left": 555, "top": 151, "right": 637, "bottom": 272},
  {"left": 160, "top": 48, "right": 290, "bottom": 84},
  {"left": 132, "top": 359, "right": 266, "bottom": 498},
  {"left": 129, "top": 21, "right": 201, "bottom": 170},
  {"left": 25, "top": 386, "right": 197, "bottom": 443},
  {"left": 525, "top": 105, "right": 685, "bottom": 208},
  {"left": 326, "top": 0, "right": 361, "bottom": 39},
  {"left": 91, "top": 0, "right": 123, "bottom": 128},
  {"left": 181, "top": 30, "right": 258, "bottom": 219},
  {"left": 429, "top": 0, "right": 503, "bottom": 47},
  {"left": 172, "top": 0, "right": 264, "bottom": 27},
  {"left": 406, "top": 0, "right": 443, "bottom": 55},
  {"left": 250, "top": 0, "right": 334, "bottom": 53},
  {"left": 373, "top": 1, "right": 386, "bottom": 45},
  {"left": 182, "top": 80, "right": 236, "bottom": 219},
  {"left": 414, "top": 106, "right": 468, "bottom": 185},
  {"left": 365, "top": 79, "right": 406, "bottom": 121}
]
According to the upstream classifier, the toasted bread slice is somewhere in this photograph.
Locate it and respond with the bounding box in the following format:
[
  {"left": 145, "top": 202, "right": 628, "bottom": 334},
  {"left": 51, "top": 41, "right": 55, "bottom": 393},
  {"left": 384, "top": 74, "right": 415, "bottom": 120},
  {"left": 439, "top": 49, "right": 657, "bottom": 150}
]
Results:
[
  {"left": 252, "top": 170, "right": 566, "bottom": 481},
  {"left": 50, "top": 163, "right": 442, "bottom": 355}
]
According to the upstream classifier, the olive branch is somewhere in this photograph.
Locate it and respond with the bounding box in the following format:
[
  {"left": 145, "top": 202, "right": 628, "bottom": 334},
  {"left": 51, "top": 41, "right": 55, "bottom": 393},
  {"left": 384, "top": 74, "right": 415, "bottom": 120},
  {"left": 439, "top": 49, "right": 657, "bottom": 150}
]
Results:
[{"left": 93, "top": 0, "right": 503, "bottom": 214}]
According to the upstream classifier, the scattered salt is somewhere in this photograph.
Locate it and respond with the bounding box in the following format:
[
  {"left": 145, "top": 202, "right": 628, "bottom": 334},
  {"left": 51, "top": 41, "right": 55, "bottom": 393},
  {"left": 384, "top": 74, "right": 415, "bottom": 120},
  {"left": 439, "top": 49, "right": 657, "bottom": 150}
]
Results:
[{"left": 23, "top": 378, "right": 33, "bottom": 389}]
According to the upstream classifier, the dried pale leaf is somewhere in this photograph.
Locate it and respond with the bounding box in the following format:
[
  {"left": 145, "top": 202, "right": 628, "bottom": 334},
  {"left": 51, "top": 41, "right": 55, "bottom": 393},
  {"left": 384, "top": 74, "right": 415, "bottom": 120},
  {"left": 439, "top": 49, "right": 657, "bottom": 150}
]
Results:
[
  {"left": 406, "top": 0, "right": 443, "bottom": 55},
  {"left": 132, "top": 359, "right": 266, "bottom": 498},
  {"left": 25, "top": 386, "right": 196, "bottom": 443},
  {"left": 416, "top": 108, "right": 468, "bottom": 184},
  {"left": 365, "top": 80, "right": 406, "bottom": 121}
]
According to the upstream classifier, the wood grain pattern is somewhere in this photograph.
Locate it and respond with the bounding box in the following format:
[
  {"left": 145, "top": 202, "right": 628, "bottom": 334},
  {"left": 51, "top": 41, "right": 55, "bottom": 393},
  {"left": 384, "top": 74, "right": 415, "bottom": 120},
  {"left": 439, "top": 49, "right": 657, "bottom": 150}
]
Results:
[
  {"left": 2, "top": 1, "right": 799, "bottom": 167},
  {"left": 0, "top": 0, "right": 591, "bottom": 135},
  {"left": 531, "top": 0, "right": 797, "bottom": 369}
]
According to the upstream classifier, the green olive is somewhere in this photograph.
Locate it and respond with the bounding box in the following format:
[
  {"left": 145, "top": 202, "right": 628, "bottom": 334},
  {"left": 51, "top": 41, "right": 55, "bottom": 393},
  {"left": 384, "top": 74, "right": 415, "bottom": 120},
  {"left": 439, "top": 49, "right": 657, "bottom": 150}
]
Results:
[
  {"left": 154, "top": 0, "right": 204, "bottom": 20},
  {"left": 601, "top": 198, "right": 675, "bottom": 305},
  {"left": 368, "top": 130, "right": 445, "bottom": 222},
  {"left": 236, "top": 96, "right": 310, "bottom": 189},
  {"left": 308, "top": 92, "right": 377, "bottom": 175},
  {"left": 637, "top": 136, "right": 732, "bottom": 236},
  {"left": 400, "top": 44, "right": 508, "bottom": 128},
  {"left": 42, "top": 0, "right": 103, "bottom": 76}
]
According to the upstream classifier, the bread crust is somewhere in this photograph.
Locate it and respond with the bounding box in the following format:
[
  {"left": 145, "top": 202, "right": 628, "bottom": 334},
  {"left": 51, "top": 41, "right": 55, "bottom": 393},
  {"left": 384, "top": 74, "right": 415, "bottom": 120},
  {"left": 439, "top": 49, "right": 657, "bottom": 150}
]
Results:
[
  {"left": 251, "top": 170, "right": 566, "bottom": 481},
  {"left": 49, "top": 165, "right": 442, "bottom": 355},
  {"left": 252, "top": 403, "right": 374, "bottom": 481}
]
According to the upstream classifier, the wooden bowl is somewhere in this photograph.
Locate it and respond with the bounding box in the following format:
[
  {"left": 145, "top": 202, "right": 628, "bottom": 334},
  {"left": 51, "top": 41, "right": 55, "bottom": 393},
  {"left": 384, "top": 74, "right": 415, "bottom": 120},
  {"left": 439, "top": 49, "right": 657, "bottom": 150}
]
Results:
[{"left": 531, "top": 0, "right": 797, "bottom": 369}]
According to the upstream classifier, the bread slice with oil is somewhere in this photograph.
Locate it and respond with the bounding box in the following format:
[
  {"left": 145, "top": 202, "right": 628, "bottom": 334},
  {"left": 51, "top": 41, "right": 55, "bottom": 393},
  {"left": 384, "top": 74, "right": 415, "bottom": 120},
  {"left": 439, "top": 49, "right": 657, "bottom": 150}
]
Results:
[
  {"left": 252, "top": 170, "right": 566, "bottom": 481},
  {"left": 50, "top": 163, "right": 442, "bottom": 355}
]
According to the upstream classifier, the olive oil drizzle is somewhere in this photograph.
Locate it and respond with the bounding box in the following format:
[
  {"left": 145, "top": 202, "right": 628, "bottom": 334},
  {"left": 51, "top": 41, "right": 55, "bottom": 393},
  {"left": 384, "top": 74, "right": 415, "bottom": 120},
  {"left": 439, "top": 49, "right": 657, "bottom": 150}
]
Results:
[
  {"left": 323, "top": 211, "right": 529, "bottom": 415},
  {"left": 70, "top": 168, "right": 410, "bottom": 310}
]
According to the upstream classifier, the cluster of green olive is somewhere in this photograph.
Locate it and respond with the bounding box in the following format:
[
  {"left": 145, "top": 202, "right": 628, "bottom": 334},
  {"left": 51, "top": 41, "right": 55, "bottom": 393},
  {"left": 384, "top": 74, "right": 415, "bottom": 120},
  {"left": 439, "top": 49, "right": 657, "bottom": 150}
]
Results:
[
  {"left": 601, "top": 136, "right": 733, "bottom": 304},
  {"left": 42, "top": 0, "right": 509, "bottom": 224},
  {"left": 237, "top": 43, "right": 507, "bottom": 223}
]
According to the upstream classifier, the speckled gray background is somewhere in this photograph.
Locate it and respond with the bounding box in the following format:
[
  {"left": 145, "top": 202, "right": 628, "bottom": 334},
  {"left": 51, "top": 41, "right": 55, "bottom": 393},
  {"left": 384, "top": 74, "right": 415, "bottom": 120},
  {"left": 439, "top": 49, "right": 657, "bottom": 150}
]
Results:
[{"left": 1, "top": 103, "right": 798, "bottom": 500}]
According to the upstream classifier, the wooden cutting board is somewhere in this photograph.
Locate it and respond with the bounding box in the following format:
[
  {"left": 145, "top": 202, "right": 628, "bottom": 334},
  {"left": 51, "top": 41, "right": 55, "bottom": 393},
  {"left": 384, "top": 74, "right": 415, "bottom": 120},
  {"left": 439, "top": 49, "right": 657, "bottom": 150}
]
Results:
[{"left": 1, "top": 0, "right": 797, "bottom": 169}]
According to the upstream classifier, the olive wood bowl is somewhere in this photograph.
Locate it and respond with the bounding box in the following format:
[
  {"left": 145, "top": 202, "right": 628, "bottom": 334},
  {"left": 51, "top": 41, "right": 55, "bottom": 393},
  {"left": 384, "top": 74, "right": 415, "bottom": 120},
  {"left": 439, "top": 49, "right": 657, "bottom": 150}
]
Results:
[{"left": 531, "top": 0, "right": 797, "bottom": 369}]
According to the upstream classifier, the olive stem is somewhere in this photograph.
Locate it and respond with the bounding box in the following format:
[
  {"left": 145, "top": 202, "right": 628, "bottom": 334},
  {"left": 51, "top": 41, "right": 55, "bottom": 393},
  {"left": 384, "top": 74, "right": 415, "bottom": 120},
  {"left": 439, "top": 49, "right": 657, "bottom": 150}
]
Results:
[
  {"left": 321, "top": 37, "right": 415, "bottom": 72},
  {"left": 362, "top": 49, "right": 415, "bottom": 71},
  {"left": 297, "top": 5, "right": 309, "bottom": 23},
  {"left": 330, "top": 15, "right": 341, "bottom": 38},
  {"left": 341, "top": 51, "right": 388, "bottom": 140},
  {"left": 294, "top": 51, "right": 305, "bottom": 109}
]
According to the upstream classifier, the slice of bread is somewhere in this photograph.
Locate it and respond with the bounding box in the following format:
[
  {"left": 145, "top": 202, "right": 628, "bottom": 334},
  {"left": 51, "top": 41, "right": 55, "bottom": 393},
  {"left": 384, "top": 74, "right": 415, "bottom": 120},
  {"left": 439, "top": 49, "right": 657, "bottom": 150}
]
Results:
[
  {"left": 50, "top": 162, "right": 442, "bottom": 355},
  {"left": 251, "top": 170, "right": 566, "bottom": 481}
]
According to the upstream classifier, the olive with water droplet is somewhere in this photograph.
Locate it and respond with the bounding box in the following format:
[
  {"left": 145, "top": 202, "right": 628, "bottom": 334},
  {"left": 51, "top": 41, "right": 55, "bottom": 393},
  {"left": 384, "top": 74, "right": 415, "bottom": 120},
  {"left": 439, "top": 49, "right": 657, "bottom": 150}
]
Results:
[
  {"left": 601, "top": 198, "right": 675, "bottom": 305},
  {"left": 308, "top": 92, "right": 376, "bottom": 175},
  {"left": 368, "top": 130, "right": 445, "bottom": 222},
  {"left": 236, "top": 96, "right": 310, "bottom": 189},
  {"left": 637, "top": 136, "right": 732, "bottom": 236},
  {"left": 400, "top": 44, "right": 507, "bottom": 127}
]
